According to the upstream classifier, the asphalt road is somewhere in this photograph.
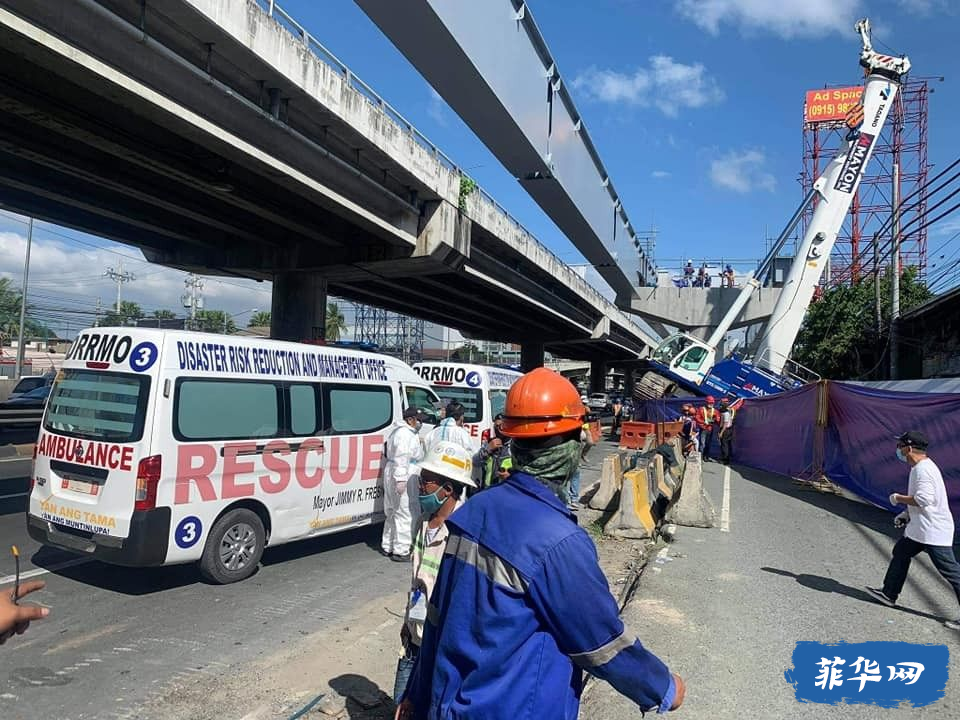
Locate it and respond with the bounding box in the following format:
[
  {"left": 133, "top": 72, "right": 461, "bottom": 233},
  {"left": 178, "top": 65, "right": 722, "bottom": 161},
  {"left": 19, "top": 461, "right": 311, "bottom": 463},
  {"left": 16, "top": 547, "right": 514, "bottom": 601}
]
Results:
[
  {"left": 583, "top": 460, "right": 960, "bottom": 719},
  {"left": 0, "top": 476, "right": 408, "bottom": 720}
]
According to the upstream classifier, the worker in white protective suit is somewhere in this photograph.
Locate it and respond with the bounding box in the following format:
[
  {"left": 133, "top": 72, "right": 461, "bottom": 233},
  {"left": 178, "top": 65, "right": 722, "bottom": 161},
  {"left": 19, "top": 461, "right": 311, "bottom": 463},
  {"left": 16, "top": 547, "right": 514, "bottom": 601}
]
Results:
[
  {"left": 423, "top": 402, "right": 472, "bottom": 453},
  {"left": 381, "top": 407, "right": 425, "bottom": 561}
]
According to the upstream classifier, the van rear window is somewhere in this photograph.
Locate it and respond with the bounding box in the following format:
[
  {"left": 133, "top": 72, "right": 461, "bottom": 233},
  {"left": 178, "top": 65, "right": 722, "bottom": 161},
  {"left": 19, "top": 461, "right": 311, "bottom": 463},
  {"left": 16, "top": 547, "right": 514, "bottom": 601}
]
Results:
[
  {"left": 431, "top": 387, "right": 483, "bottom": 424},
  {"left": 44, "top": 370, "right": 149, "bottom": 443}
]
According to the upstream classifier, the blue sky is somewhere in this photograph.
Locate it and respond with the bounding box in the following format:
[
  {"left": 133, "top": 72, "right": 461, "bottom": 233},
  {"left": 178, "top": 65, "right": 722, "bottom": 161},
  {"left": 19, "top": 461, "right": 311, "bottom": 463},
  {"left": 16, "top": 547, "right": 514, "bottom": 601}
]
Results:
[{"left": 1, "top": 0, "right": 958, "bottom": 338}]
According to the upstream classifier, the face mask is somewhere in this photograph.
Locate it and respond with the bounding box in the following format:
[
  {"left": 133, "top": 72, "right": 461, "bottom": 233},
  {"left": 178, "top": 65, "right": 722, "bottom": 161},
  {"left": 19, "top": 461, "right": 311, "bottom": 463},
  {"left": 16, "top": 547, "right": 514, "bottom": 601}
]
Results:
[
  {"left": 896, "top": 447, "right": 908, "bottom": 463},
  {"left": 511, "top": 438, "right": 583, "bottom": 503},
  {"left": 415, "top": 420, "right": 423, "bottom": 432},
  {"left": 418, "top": 488, "right": 446, "bottom": 515}
]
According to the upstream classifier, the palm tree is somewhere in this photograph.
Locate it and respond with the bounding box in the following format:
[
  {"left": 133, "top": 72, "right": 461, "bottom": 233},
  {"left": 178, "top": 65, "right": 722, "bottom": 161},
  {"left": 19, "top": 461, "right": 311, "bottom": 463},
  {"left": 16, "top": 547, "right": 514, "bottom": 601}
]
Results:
[
  {"left": 325, "top": 303, "right": 347, "bottom": 342},
  {"left": 249, "top": 310, "right": 272, "bottom": 327}
]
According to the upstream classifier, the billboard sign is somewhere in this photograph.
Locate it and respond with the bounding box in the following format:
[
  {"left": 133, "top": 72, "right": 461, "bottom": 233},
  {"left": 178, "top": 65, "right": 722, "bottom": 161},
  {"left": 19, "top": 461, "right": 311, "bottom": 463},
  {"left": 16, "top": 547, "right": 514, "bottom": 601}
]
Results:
[{"left": 804, "top": 87, "right": 864, "bottom": 124}]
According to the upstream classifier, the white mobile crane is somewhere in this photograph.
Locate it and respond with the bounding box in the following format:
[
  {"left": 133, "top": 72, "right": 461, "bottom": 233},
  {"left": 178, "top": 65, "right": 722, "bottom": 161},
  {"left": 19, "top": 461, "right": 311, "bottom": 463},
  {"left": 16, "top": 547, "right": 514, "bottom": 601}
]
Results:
[{"left": 641, "top": 19, "right": 911, "bottom": 400}]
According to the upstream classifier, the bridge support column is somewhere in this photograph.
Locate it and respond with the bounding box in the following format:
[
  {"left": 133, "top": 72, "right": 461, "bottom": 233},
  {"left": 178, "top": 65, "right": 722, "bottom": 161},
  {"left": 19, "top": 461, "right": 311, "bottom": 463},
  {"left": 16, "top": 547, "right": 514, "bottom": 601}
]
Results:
[
  {"left": 520, "top": 343, "right": 544, "bottom": 373},
  {"left": 271, "top": 273, "right": 327, "bottom": 342},
  {"left": 590, "top": 361, "right": 607, "bottom": 394},
  {"left": 624, "top": 368, "right": 635, "bottom": 399}
]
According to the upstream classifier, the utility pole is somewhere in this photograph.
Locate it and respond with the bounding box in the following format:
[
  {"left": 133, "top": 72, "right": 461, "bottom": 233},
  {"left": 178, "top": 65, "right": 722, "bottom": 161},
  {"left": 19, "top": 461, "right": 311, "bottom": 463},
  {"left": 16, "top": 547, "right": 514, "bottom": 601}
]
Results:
[
  {"left": 890, "top": 162, "right": 901, "bottom": 380},
  {"left": 873, "top": 233, "right": 881, "bottom": 334},
  {"left": 105, "top": 259, "right": 135, "bottom": 315},
  {"left": 95, "top": 297, "right": 102, "bottom": 328},
  {"left": 14, "top": 217, "right": 34, "bottom": 380},
  {"left": 182, "top": 274, "right": 204, "bottom": 330}
]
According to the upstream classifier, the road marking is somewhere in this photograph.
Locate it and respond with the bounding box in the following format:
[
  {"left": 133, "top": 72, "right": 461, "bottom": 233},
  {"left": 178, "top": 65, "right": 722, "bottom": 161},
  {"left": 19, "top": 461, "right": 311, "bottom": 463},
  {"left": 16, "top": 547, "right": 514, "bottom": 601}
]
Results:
[
  {"left": 0, "top": 556, "right": 92, "bottom": 586},
  {"left": 720, "top": 465, "right": 731, "bottom": 532}
]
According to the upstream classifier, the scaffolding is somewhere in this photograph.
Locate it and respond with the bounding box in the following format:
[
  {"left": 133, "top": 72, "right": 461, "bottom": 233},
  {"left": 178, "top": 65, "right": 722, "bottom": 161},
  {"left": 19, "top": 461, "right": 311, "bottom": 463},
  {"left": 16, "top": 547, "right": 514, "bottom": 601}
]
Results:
[
  {"left": 352, "top": 303, "right": 424, "bottom": 364},
  {"left": 801, "top": 78, "right": 930, "bottom": 286}
]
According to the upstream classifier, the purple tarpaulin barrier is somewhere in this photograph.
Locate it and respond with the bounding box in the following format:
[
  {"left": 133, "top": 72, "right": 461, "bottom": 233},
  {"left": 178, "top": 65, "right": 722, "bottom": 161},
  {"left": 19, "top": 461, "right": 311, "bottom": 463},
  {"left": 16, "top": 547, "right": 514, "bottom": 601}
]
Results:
[
  {"left": 824, "top": 383, "right": 960, "bottom": 516},
  {"left": 730, "top": 384, "right": 818, "bottom": 479}
]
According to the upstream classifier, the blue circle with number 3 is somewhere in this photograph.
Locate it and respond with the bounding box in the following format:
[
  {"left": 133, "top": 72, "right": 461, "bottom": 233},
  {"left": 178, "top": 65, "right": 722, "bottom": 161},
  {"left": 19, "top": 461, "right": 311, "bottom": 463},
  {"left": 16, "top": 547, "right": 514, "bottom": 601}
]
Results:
[
  {"left": 175, "top": 516, "right": 203, "bottom": 549},
  {"left": 129, "top": 341, "right": 159, "bottom": 372}
]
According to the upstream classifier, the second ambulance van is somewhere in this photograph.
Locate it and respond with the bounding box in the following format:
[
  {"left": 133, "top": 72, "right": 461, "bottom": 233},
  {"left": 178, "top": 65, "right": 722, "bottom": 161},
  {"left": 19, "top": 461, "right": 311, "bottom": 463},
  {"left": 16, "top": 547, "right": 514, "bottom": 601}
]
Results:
[
  {"left": 412, "top": 362, "right": 522, "bottom": 450},
  {"left": 27, "top": 328, "right": 442, "bottom": 583}
]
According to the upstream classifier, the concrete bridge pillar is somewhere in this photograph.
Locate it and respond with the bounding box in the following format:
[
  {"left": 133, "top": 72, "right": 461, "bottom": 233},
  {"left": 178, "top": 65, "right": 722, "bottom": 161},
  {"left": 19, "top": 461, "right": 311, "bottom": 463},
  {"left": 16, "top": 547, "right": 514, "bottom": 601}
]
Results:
[
  {"left": 520, "top": 343, "right": 544, "bottom": 373},
  {"left": 270, "top": 272, "right": 328, "bottom": 342},
  {"left": 590, "top": 361, "right": 607, "bottom": 394},
  {"left": 624, "top": 367, "right": 635, "bottom": 399}
]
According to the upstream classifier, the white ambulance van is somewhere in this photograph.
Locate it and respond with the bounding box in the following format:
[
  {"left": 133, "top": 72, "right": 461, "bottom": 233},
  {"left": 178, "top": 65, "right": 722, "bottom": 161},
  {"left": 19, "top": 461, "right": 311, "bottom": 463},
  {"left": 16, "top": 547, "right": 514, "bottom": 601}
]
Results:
[
  {"left": 412, "top": 362, "right": 522, "bottom": 450},
  {"left": 27, "top": 328, "right": 442, "bottom": 583}
]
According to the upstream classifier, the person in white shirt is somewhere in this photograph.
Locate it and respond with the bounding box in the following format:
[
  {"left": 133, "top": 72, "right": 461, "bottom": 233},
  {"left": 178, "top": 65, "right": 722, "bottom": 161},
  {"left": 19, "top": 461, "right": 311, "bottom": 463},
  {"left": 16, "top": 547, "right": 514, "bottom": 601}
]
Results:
[
  {"left": 867, "top": 431, "right": 960, "bottom": 630},
  {"left": 423, "top": 402, "right": 472, "bottom": 453}
]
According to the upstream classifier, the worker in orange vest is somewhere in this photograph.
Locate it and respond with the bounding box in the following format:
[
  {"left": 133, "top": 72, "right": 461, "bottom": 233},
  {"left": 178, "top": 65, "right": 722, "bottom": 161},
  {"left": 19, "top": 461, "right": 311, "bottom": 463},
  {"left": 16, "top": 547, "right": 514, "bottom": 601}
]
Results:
[{"left": 696, "top": 396, "right": 719, "bottom": 462}]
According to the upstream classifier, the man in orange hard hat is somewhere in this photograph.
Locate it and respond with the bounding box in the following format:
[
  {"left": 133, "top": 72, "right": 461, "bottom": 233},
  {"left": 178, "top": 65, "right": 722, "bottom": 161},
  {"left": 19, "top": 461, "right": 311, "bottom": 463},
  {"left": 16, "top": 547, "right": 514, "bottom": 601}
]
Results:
[{"left": 396, "top": 368, "right": 684, "bottom": 720}]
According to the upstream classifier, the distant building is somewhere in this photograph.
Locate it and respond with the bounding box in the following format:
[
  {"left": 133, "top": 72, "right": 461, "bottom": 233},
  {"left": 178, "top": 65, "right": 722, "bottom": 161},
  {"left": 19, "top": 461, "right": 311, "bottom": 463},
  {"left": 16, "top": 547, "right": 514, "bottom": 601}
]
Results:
[{"left": 896, "top": 286, "right": 960, "bottom": 378}]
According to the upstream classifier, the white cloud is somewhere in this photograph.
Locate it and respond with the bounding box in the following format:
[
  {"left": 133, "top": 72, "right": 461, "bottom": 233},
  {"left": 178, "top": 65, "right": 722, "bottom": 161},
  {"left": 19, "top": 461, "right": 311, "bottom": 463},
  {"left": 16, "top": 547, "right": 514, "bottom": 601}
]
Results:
[
  {"left": 675, "top": 0, "right": 862, "bottom": 38},
  {"left": 426, "top": 87, "right": 448, "bottom": 127},
  {"left": 897, "top": 0, "right": 949, "bottom": 14},
  {"left": 572, "top": 55, "right": 723, "bottom": 117},
  {"left": 651, "top": 170, "right": 672, "bottom": 179},
  {"left": 0, "top": 224, "right": 272, "bottom": 336},
  {"left": 932, "top": 217, "right": 960, "bottom": 237},
  {"left": 710, "top": 149, "right": 776, "bottom": 193}
]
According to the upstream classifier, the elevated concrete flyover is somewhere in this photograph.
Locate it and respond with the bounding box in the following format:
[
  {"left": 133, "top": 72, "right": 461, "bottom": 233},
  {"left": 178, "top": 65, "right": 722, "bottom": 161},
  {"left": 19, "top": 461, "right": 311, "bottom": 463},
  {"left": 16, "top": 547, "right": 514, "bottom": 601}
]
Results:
[
  {"left": 630, "top": 286, "right": 782, "bottom": 339},
  {"left": 0, "top": 0, "right": 656, "bottom": 364}
]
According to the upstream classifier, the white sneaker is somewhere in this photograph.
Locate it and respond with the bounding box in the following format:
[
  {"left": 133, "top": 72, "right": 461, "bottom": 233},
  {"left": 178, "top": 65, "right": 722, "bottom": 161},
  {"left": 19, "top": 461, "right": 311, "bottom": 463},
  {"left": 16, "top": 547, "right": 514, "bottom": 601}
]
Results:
[{"left": 945, "top": 618, "right": 960, "bottom": 631}]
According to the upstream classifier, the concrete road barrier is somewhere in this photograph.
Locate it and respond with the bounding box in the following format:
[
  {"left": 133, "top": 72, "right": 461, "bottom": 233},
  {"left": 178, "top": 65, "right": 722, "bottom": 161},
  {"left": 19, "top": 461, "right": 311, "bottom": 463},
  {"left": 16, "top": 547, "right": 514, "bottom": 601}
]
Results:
[
  {"left": 665, "top": 453, "right": 716, "bottom": 528},
  {"left": 588, "top": 453, "right": 623, "bottom": 511}
]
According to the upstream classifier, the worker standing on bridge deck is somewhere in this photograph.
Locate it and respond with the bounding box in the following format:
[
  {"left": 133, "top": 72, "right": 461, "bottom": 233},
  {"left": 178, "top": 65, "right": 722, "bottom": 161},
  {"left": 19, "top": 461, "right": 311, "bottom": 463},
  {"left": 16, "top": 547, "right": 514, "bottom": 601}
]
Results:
[
  {"left": 697, "top": 396, "right": 719, "bottom": 461},
  {"left": 395, "top": 368, "right": 684, "bottom": 720},
  {"left": 381, "top": 408, "right": 425, "bottom": 562},
  {"left": 867, "top": 431, "right": 960, "bottom": 631},
  {"left": 393, "top": 442, "right": 476, "bottom": 704}
]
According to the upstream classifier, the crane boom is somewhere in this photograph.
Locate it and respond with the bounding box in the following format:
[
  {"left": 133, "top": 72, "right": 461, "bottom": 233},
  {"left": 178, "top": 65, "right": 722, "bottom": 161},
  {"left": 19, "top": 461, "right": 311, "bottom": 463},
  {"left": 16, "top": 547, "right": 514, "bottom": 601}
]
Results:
[
  {"left": 641, "top": 19, "right": 912, "bottom": 401},
  {"left": 754, "top": 19, "right": 911, "bottom": 373}
]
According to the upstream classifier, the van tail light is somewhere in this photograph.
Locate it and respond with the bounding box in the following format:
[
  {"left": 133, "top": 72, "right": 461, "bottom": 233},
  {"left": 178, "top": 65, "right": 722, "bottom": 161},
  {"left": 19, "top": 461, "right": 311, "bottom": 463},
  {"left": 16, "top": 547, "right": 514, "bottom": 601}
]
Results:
[
  {"left": 134, "top": 455, "right": 162, "bottom": 512},
  {"left": 481, "top": 429, "right": 491, "bottom": 445}
]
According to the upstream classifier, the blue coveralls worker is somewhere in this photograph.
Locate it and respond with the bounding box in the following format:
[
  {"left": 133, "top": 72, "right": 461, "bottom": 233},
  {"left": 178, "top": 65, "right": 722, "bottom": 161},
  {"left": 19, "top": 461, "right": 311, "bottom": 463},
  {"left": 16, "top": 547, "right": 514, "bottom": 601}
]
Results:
[{"left": 395, "top": 368, "right": 685, "bottom": 720}]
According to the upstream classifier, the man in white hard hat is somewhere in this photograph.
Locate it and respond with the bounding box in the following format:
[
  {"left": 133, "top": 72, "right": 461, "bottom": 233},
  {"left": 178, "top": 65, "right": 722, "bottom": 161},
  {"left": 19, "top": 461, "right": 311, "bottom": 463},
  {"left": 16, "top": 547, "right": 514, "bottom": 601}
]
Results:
[
  {"left": 393, "top": 442, "right": 477, "bottom": 703},
  {"left": 381, "top": 407, "right": 426, "bottom": 561}
]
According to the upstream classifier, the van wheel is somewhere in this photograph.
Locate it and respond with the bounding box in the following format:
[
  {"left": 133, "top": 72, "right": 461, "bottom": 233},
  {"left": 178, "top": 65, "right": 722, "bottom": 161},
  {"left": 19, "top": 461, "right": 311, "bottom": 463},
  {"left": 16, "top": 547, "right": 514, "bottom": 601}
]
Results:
[{"left": 199, "top": 509, "right": 265, "bottom": 584}]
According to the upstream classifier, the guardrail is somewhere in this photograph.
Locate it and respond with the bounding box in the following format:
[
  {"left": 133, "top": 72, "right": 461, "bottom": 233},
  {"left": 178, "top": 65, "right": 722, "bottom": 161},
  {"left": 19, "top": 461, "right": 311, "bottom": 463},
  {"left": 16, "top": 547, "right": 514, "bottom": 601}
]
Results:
[
  {"left": 250, "top": 0, "right": 651, "bottom": 343},
  {"left": 0, "top": 408, "right": 42, "bottom": 428}
]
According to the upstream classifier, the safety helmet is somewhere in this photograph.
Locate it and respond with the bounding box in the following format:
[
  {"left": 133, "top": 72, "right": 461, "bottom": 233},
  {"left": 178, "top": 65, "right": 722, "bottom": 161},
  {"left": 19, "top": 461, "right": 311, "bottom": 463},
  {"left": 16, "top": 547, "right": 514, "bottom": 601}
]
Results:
[
  {"left": 705, "top": 395, "right": 716, "bottom": 404},
  {"left": 500, "top": 367, "right": 586, "bottom": 439},
  {"left": 418, "top": 442, "right": 477, "bottom": 488}
]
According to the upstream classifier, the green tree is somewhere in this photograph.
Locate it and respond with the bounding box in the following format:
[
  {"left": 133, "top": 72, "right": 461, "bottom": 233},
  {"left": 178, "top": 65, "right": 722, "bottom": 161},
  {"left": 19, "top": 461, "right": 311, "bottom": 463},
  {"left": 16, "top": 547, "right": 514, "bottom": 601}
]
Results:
[
  {"left": 0, "top": 277, "right": 21, "bottom": 339},
  {"left": 194, "top": 310, "right": 237, "bottom": 334},
  {"left": 0, "top": 278, "right": 54, "bottom": 340},
  {"left": 100, "top": 300, "right": 143, "bottom": 327},
  {"left": 325, "top": 303, "right": 347, "bottom": 341},
  {"left": 451, "top": 343, "right": 481, "bottom": 363},
  {"left": 249, "top": 310, "right": 272, "bottom": 327},
  {"left": 152, "top": 309, "right": 177, "bottom": 319},
  {"left": 792, "top": 267, "right": 932, "bottom": 380}
]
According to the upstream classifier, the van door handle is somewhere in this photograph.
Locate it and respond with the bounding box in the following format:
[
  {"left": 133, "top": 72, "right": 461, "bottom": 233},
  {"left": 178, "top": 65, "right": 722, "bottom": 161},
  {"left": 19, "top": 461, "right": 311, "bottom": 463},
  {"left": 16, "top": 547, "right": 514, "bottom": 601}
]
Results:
[{"left": 219, "top": 441, "right": 324, "bottom": 457}]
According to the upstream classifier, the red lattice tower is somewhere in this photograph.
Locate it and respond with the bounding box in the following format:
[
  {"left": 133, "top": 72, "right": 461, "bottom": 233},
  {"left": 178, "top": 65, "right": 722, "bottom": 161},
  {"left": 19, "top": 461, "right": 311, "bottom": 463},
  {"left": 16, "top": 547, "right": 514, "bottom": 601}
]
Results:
[{"left": 801, "top": 78, "right": 930, "bottom": 286}]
